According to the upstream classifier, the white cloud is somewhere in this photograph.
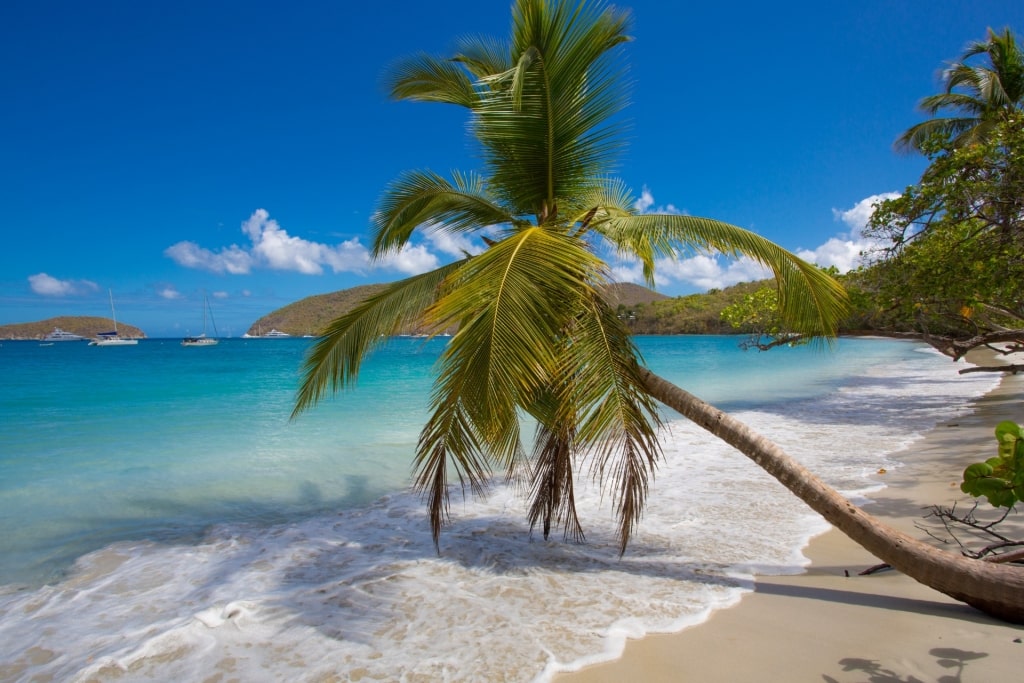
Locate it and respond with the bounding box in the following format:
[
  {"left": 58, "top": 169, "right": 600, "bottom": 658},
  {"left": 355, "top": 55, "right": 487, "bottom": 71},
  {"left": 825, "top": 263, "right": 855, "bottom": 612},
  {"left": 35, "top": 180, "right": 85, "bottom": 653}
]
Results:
[
  {"left": 157, "top": 286, "right": 182, "bottom": 300},
  {"left": 28, "top": 273, "right": 99, "bottom": 296},
  {"left": 656, "top": 255, "right": 771, "bottom": 291},
  {"left": 425, "top": 228, "right": 486, "bottom": 258},
  {"left": 164, "top": 241, "right": 253, "bottom": 274},
  {"left": 831, "top": 192, "right": 900, "bottom": 239},
  {"left": 167, "top": 209, "right": 484, "bottom": 279},
  {"left": 634, "top": 187, "right": 655, "bottom": 213},
  {"left": 211, "top": 290, "right": 229, "bottom": 299},
  {"left": 634, "top": 186, "right": 682, "bottom": 215},
  {"left": 240, "top": 209, "right": 372, "bottom": 275},
  {"left": 166, "top": 209, "right": 387, "bottom": 277},
  {"left": 614, "top": 187, "right": 765, "bottom": 290},
  {"left": 377, "top": 243, "right": 439, "bottom": 275},
  {"left": 795, "top": 239, "right": 864, "bottom": 273},
  {"left": 610, "top": 259, "right": 649, "bottom": 287},
  {"left": 609, "top": 253, "right": 772, "bottom": 292},
  {"left": 610, "top": 189, "right": 908, "bottom": 290},
  {"left": 795, "top": 192, "right": 902, "bottom": 273}
]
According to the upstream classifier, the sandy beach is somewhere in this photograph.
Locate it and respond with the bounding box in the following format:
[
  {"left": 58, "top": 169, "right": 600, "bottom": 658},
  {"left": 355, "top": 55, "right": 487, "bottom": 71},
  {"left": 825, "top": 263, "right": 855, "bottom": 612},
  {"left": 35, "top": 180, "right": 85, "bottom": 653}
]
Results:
[{"left": 558, "top": 354, "right": 1024, "bottom": 682}]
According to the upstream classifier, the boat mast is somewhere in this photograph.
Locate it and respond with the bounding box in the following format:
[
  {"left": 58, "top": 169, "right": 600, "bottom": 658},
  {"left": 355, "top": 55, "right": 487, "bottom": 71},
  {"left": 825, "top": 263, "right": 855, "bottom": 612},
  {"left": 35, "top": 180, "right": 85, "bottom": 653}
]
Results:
[
  {"left": 206, "top": 294, "right": 219, "bottom": 337},
  {"left": 109, "top": 289, "right": 119, "bottom": 334}
]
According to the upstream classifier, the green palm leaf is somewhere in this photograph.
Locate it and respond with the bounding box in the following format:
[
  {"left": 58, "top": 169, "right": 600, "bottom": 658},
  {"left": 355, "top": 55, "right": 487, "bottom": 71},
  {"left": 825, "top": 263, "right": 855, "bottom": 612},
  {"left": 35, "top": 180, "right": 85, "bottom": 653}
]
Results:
[
  {"left": 596, "top": 214, "right": 849, "bottom": 337},
  {"left": 372, "top": 170, "right": 515, "bottom": 257},
  {"left": 292, "top": 263, "right": 461, "bottom": 418},
  {"left": 385, "top": 52, "right": 479, "bottom": 107},
  {"left": 412, "top": 227, "right": 603, "bottom": 543}
]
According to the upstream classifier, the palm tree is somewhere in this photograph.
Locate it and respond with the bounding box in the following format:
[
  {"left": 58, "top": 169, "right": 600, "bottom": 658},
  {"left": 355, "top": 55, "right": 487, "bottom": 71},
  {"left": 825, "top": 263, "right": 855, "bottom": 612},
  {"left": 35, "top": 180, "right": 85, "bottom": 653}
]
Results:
[
  {"left": 294, "top": 0, "right": 1024, "bottom": 623},
  {"left": 897, "top": 27, "right": 1024, "bottom": 153}
]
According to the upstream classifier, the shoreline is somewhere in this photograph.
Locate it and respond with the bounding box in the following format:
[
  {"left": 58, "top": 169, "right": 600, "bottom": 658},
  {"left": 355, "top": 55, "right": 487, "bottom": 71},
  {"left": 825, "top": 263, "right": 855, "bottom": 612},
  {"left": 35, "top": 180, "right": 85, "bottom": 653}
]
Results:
[{"left": 557, "top": 351, "right": 1024, "bottom": 682}]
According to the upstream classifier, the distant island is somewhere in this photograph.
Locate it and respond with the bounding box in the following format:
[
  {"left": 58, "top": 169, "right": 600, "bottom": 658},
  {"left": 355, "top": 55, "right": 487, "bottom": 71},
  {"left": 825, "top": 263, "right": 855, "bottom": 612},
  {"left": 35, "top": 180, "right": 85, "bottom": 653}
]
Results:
[{"left": 0, "top": 316, "right": 146, "bottom": 341}]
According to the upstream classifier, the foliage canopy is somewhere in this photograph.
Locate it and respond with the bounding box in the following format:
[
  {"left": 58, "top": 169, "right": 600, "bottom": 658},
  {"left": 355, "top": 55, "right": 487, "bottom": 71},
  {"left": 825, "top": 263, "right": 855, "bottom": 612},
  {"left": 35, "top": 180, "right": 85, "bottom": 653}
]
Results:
[{"left": 852, "top": 27, "right": 1024, "bottom": 356}]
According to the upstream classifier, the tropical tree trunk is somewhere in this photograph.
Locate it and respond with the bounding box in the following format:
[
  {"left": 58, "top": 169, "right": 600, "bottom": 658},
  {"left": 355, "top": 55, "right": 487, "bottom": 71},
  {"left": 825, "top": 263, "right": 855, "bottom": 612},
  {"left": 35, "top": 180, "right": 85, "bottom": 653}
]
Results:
[{"left": 638, "top": 367, "right": 1024, "bottom": 624}]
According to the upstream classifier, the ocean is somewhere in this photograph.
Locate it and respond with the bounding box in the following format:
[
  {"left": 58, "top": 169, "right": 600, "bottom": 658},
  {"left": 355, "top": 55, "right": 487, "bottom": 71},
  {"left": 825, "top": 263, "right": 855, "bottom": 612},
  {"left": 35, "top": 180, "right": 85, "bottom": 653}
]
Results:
[{"left": 0, "top": 335, "right": 998, "bottom": 681}]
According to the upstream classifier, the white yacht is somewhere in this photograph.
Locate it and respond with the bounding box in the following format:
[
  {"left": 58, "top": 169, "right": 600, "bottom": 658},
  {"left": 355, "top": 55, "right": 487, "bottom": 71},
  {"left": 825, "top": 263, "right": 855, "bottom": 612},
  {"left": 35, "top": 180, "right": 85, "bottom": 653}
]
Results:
[{"left": 43, "top": 327, "right": 87, "bottom": 342}]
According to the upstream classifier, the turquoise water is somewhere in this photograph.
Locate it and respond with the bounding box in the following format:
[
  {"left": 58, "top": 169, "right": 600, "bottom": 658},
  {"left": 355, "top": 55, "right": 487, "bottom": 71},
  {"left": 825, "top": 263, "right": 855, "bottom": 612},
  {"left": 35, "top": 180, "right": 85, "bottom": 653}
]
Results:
[
  {"left": 1, "top": 337, "right": 439, "bottom": 585},
  {"left": 1, "top": 335, "right": 896, "bottom": 586},
  {"left": 0, "top": 335, "right": 998, "bottom": 681}
]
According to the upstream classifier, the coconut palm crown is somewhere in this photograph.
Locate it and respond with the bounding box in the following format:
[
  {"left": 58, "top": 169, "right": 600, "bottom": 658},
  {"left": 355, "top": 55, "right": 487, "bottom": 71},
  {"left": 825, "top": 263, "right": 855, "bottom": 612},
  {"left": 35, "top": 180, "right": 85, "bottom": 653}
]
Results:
[
  {"left": 293, "top": 0, "right": 847, "bottom": 553},
  {"left": 897, "top": 27, "right": 1024, "bottom": 153}
]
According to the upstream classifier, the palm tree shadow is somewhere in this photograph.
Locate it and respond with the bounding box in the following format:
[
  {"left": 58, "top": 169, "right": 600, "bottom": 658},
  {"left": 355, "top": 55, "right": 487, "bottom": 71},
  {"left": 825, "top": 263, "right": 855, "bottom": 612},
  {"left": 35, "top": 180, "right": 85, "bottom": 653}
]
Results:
[{"left": 821, "top": 647, "right": 988, "bottom": 683}]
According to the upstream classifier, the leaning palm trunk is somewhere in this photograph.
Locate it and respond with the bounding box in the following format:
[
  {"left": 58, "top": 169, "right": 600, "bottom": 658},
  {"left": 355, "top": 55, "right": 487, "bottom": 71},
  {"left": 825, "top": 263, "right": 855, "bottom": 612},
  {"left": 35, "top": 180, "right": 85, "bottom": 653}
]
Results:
[{"left": 639, "top": 368, "right": 1024, "bottom": 624}]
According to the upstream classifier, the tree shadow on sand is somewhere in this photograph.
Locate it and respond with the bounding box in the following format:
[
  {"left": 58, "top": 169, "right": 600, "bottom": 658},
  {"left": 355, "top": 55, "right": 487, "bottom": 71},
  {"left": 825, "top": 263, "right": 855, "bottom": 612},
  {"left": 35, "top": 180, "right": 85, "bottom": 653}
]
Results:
[{"left": 822, "top": 647, "right": 989, "bottom": 683}]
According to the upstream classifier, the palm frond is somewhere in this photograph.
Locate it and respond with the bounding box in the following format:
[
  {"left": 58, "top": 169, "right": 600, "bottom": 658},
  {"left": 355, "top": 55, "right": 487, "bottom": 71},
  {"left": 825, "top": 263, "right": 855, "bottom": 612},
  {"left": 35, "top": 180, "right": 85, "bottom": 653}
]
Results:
[
  {"left": 292, "top": 263, "right": 462, "bottom": 418},
  {"left": 895, "top": 116, "right": 986, "bottom": 153},
  {"left": 371, "top": 169, "right": 515, "bottom": 257},
  {"left": 416, "top": 227, "right": 600, "bottom": 475},
  {"left": 526, "top": 421, "right": 585, "bottom": 543},
  {"left": 384, "top": 52, "right": 478, "bottom": 107},
  {"left": 570, "top": 178, "right": 659, "bottom": 284},
  {"left": 451, "top": 35, "right": 513, "bottom": 82},
  {"left": 411, "top": 228, "right": 602, "bottom": 548},
  {"left": 595, "top": 214, "right": 849, "bottom": 339},
  {"left": 896, "top": 27, "right": 1024, "bottom": 154},
  {"left": 476, "top": 0, "right": 632, "bottom": 216},
  {"left": 559, "top": 293, "right": 662, "bottom": 553},
  {"left": 413, "top": 379, "right": 493, "bottom": 550},
  {"left": 428, "top": 227, "right": 598, "bottom": 421}
]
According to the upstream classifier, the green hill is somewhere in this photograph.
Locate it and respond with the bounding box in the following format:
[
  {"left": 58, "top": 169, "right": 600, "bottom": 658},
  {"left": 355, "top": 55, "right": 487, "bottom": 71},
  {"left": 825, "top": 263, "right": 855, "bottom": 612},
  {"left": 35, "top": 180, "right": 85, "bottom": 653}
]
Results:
[
  {"left": 246, "top": 284, "right": 390, "bottom": 337},
  {"left": 601, "top": 282, "right": 671, "bottom": 308},
  {"left": 0, "top": 316, "right": 146, "bottom": 340},
  {"left": 616, "top": 280, "right": 769, "bottom": 334},
  {"left": 246, "top": 280, "right": 757, "bottom": 337}
]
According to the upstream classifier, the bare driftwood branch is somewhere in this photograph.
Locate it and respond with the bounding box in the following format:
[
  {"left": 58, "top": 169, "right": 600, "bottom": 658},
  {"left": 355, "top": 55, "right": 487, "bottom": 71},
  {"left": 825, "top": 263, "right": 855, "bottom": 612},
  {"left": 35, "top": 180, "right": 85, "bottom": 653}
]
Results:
[
  {"left": 921, "top": 503, "right": 1023, "bottom": 561},
  {"left": 862, "top": 505, "right": 1024, "bottom": 575},
  {"left": 959, "top": 364, "right": 1024, "bottom": 375}
]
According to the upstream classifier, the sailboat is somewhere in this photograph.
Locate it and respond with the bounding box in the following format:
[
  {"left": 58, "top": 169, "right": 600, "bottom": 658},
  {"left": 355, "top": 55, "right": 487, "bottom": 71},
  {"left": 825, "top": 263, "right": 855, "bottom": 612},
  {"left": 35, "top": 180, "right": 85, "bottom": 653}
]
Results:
[
  {"left": 182, "top": 294, "right": 219, "bottom": 347},
  {"left": 89, "top": 290, "right": 139, "bottom": 346}
]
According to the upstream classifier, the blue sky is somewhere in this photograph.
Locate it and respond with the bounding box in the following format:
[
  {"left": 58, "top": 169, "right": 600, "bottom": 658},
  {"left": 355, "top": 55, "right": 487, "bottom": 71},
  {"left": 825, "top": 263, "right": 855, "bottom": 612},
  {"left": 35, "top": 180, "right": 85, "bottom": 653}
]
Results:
[{"left": 3, "top": 1, "right": 1022, "bottom": 338}]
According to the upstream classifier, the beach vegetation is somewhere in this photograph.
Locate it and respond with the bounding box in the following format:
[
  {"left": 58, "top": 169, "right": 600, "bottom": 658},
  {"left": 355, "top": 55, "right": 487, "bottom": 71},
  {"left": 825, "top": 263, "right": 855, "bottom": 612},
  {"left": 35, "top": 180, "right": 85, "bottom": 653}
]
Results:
[
  {"left": 294, "top": 1, "right": 1024, "bottom": 623},
  {"left": 719, "top": 267, "right": 843, "bottom": 349},
  {"left": 962, "top": 421, "right": 1024, "bottom": 509},
  {"left": 858, "top": 28, "right": 1024, "bottom": 367},
  {"left": 912, "top": 421, "right": 1024, "bottom": 567}
]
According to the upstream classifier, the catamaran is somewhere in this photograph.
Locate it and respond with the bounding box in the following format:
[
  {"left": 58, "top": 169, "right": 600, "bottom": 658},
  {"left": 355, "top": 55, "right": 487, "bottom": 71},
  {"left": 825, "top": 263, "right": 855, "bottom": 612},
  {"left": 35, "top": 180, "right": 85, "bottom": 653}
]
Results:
[
  {"left": 89, "top": 290, "right": 138, "bottom": 346},
  {"left": 182, "top": 294, "right": 219, "bottom": 347}
]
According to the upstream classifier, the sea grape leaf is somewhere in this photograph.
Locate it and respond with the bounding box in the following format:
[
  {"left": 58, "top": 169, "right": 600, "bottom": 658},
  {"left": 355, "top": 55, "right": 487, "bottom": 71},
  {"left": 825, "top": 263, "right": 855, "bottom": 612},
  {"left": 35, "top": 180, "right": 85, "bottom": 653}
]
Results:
[
  {"left": 960, "top": 421, "right": 1024, "bottom": 508},
  {"left": 995, "top": 420, "right": 1022, "bottom": 459}
]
